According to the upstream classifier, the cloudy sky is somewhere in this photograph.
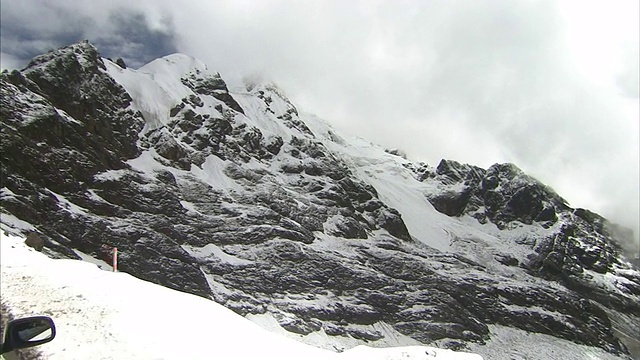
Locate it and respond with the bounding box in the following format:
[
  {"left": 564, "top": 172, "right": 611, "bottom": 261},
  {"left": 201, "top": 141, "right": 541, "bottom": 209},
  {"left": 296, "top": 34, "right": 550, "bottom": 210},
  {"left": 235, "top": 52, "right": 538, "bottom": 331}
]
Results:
[{"left": 1, "top": 0, "right": 638, "bottom": 245}]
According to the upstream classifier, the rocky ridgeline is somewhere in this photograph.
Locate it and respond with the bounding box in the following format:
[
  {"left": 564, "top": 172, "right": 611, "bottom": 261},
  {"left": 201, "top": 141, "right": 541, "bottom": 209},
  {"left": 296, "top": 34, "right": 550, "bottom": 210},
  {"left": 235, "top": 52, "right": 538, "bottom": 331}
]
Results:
[
  {"left": 411, "top": 160, "right": 638, "bottom": 307},
  {"left": 1, "top": 42, "right": 638, "bottom": 357}
]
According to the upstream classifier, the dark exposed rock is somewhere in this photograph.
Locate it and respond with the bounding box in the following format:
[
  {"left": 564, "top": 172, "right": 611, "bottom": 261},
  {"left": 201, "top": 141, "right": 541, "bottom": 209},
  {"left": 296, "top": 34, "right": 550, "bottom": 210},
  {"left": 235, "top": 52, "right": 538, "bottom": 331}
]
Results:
[
  {"left": 181, "top": 73, "right": 244, "bottom": 114},
  {"left": 25, "top": 232, "right": 45, "bottom": 251},
  {"left": 325, "top": 215, "right": 367, "bottom": 239},
  {"left": 384, "top": 148, "right": 407, "bottom": 159},
  {"left": 495, "top": 254, "right": 519, "bottom": 266},
  {"left": 420, "top": 160, "right": 568, "bottom": 229},
  {"left": 21, "top": 41, "right": 143, "bottom": 160},
  {"left": 280, "top": 317, "right": 322, "bottom": 335},
  {"left": 428, "top": 189, "right": 473, "bottom": 217},
  {"left": 265, "top": 136, "right": 284, "bottom": 155},
  {"left": 115, "top": 58, "right": 127, "bottom": 69},
  {"left": 374, "top": 208, "right": 411, "bottom": 241},
  {"left": 346, "top": 328, "right": 384, "bottom": 342},
  {"left": 415, "top": 159, "right": 639, "bottom": 323}
]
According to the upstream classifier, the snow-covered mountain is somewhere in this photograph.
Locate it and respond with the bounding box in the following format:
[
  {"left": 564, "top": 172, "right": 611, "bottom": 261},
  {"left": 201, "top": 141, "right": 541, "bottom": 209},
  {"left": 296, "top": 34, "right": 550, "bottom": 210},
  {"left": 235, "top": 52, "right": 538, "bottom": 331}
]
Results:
[{"left": 1, "top": 41, "right": 638, "bottom": 359}]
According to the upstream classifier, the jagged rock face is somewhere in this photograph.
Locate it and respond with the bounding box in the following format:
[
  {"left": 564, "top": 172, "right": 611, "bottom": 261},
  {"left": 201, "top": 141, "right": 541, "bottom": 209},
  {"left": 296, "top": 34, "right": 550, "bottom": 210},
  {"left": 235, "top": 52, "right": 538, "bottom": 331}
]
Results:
[
  {"left": 1, "top": 42, "right": 639, "bottom": 357},
  {"left": 414, "top": 159, "right": 635, "bottom": 276},
  {"left": 20, "top": 41, "right": 142, "bottom": 161},
  {"left": 419, "top": 160, "right": 567, "bottom": 228},
  {"left": 1, "top": 42, "right": 143, "bottom": 196},
  {"left": 414, "top": 159, "right": 639, "bottom": 312}
]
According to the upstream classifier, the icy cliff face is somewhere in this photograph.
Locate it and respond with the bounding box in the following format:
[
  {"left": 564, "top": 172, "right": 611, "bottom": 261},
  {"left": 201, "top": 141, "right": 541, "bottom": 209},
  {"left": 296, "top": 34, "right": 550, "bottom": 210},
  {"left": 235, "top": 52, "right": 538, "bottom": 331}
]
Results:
[{"left": 1, "top": 41, "right": 638, "bottom": 358}]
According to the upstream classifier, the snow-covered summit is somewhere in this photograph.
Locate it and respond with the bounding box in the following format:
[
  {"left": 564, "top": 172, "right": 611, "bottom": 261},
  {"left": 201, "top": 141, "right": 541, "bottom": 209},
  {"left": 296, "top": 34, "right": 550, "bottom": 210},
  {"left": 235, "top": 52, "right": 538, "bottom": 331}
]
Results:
[
  {"left": 21, "top": 40, "right": 102, "bottom": 73},
  {"left": 139, "top": 53, "right": 210, "bottom": 77}
]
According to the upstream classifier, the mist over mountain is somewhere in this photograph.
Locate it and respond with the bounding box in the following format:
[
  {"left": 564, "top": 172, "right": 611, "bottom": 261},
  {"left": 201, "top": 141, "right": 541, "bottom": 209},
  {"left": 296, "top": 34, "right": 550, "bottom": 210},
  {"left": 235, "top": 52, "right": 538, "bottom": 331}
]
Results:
[{"left": 1, "top": 42, "right": 639, "bottom": 359}]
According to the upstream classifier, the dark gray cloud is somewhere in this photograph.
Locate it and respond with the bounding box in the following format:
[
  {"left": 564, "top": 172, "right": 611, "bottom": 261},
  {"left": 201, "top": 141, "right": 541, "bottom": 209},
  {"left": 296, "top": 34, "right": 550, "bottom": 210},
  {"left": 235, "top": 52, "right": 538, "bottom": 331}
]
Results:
[
  {"left": 0, "top": 2, "right": 87, "bottom": 61},
  {"left": 0, "top": 1, "right": 176, "bottom": 69},
  {"left": 92, "top": 12, "right": 177, "bottom": 68},
  {"left": 1, "top": 0, "right": 638, "bottom": 245}
]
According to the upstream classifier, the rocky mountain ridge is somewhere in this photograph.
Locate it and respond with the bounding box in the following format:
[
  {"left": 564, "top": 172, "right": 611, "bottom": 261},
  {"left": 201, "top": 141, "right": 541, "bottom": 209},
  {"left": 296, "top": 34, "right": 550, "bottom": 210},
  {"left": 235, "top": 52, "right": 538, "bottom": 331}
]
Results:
[{"left": 1, "top": 41, "right": 638, "bottom": 358}]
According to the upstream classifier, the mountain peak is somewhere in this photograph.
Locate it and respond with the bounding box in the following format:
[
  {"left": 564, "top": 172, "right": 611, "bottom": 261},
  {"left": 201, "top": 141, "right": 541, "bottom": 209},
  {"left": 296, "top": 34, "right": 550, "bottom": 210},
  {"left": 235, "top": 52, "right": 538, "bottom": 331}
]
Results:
[
  {"left": 23, "top": 40, "right": 103, "bottom": 73},
  {"left": 139, "top": 53, "right": 210, "bottom": 77}
]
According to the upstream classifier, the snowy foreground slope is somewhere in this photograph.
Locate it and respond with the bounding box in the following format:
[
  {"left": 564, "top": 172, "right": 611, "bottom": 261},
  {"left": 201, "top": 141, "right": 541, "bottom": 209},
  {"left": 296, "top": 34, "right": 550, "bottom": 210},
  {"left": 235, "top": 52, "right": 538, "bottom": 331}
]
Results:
[{"left": 1, "top": 232, "right": 481, "bottom": 360}]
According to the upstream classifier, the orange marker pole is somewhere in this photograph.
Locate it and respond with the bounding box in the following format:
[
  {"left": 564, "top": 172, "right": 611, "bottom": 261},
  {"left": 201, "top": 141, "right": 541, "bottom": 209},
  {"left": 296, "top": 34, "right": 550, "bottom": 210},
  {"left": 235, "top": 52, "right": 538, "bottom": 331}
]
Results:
[{"left": 113, "top": 247, "right": 118, "bottom": 272}]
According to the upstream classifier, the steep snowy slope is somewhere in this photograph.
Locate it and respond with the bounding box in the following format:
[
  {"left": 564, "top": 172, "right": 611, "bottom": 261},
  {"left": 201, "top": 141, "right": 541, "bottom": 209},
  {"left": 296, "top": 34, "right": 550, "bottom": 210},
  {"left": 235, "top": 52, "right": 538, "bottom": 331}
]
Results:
[{"left": 1, "top": 41, "right": 638, "bottom": 358}]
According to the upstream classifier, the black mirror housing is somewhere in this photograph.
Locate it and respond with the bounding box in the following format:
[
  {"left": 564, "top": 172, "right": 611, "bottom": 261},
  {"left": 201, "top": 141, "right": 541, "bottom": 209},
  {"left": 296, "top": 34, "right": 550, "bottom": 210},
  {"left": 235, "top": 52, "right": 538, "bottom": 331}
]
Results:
[{"left": 1, "top": 316, "right": 56, "bottom": 354}]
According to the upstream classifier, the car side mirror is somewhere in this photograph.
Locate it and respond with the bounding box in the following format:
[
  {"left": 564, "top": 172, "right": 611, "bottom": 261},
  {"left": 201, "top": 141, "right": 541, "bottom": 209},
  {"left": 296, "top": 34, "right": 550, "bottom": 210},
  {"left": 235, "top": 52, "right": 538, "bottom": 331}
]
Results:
[{"left": 1, "top": 316, "right": 56, "bottom": 354}]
